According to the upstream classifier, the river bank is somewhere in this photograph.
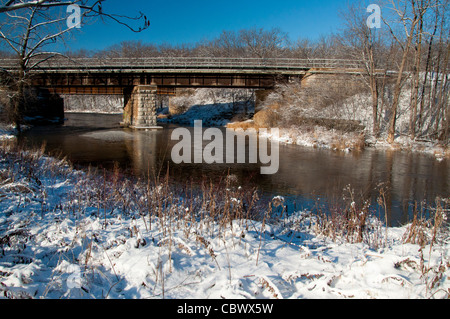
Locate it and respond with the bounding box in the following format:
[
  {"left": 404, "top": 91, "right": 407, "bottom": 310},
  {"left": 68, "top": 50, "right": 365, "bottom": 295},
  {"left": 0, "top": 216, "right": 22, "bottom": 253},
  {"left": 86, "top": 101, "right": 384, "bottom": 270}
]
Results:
[
  {"left": 249, "top": 123, "right": 449, "bottom": 161},
  {"left": 149, "top": 87, "right": 449, "bottom": 160},
  {"left": 0, "top": 137, "right": 449, "bottom": 299}
]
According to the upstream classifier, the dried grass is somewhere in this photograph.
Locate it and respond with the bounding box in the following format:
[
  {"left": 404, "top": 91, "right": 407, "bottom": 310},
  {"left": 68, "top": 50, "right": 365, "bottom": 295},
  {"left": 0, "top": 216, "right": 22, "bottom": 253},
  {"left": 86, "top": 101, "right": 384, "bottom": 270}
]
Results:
[
  {"left": 226, "top": 120, "right": 258, "bottom": 130},
  {"left": 253, "top": 109, "right": 279, "bottom": 128},
  {"left": 312, "top": 185, "right": 376, "bottom": 245}
]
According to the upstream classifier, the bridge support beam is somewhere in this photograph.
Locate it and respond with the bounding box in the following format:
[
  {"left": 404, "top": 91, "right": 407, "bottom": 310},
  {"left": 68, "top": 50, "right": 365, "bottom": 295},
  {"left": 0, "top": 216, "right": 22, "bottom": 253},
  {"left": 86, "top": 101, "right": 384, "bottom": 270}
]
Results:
[{"left": 123, "top": 85, "right": 160, "bottom": 129}]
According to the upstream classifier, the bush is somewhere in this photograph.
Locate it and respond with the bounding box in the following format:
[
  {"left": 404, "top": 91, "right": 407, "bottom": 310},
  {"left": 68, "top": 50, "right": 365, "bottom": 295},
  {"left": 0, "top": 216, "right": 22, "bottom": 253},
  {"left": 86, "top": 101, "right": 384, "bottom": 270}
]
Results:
[
  {"left": 253, "top": 108, "right": 280, "bottom": 128},
  {"left": 260, "top": 77, "right": 368, "bottom": 129}
]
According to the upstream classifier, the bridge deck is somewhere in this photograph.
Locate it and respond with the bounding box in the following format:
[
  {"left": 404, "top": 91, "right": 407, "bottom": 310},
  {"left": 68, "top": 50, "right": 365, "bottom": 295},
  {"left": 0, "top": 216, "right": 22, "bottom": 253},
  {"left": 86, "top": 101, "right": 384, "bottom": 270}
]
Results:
[
  {"left": 0, "top": 57, "right": 379, "bottom": 93},
  {"left": 0, "top": 57, "right": 365, "bottom": 74}
]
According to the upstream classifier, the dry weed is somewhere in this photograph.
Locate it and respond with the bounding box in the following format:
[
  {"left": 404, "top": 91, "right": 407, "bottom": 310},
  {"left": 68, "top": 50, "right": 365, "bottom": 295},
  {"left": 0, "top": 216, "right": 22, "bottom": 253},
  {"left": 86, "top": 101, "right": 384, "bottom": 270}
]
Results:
[{"left": 259, "top": 276, "right": 281, "bottom": 299}]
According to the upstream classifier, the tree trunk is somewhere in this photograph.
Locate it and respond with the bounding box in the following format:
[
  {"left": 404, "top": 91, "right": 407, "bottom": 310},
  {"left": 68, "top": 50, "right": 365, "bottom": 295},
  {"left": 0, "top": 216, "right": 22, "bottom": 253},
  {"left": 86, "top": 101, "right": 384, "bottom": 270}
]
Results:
[
  {"left": 371, "top": 76, "right": 379, "bottom": 137},
  {"left": 13, "top": 62, "right": 26, "bottom": 132},
  {"left": 418, "top": 17, "right": 438, "bottom": 134},
  {"left": 367, "top": 44, "right": 380, "bottom": 137},
  {"left": 387, "top": 18, "right": 418, "bottom": 144},
  {"left": 387, "top": 52, "right": 409, "bottom": 143},
  {"left": 409, "top": 8, "right": 424, "bottom": 139},
  {"left": 408, "top": 44, "right": 421, "bottom": 138},
  {"left": 444, "top": 81, "right": 450, "bottom": 141}
]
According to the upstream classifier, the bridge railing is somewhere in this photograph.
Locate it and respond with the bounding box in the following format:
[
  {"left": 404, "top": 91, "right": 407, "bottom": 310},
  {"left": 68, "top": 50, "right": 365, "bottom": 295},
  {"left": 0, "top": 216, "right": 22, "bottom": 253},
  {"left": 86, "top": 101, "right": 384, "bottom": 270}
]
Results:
[{"left": 0, "top": 57, "right": 365, "bottom": 72}]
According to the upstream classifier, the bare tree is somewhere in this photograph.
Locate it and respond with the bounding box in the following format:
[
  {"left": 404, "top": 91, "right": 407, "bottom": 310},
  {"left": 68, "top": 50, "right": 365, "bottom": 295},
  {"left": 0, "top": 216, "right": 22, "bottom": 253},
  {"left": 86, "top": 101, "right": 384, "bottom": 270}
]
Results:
[
  {"left": 340, "top": 2, "right": 386, "bottom": 137},
  {"left": 199, "top": 30, "right": 246, "bottom": 57},
  {"left": 188, "top": 27, "right": 290, "bottom": 59},
  {"left": 289, "top": 38, "right": 314, "bottom": 59},
  {"left": 383, "top": 0, "right": 424, "bottom": 143},
  {"left": 421, "top": 0, "right": 449, "bottom": 141},
  {"left": 239, "top": 27, "right": 289, "bottom": 59},
  {"left": 0, "top": 0, "right": 80, "bottom": 13},
  {"left": 0, "top": 0, "right": 149, "bottom": 130},
  {"left": 407, "top": 0, "right": 434, "bottom": 138},
  {"left": 382, "top": 0, "right": 448, "bottom": 142}
]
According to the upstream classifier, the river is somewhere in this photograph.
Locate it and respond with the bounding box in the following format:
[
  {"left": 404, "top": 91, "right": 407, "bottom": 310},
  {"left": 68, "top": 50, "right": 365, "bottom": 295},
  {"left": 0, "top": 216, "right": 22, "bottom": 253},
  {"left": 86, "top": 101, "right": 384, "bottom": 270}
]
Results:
[{"left": 19, "top": 113, "right": 449, "bottom": 227}]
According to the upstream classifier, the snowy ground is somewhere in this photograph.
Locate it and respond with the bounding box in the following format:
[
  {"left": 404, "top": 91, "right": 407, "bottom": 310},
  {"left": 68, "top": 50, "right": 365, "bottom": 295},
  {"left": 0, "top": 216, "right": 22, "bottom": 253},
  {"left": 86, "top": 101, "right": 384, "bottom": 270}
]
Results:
[
  {"left": 246, "top": 83, "right": 449, "bottom": 160},
  {"left": 258, "top": 125, "right": 365, "bottom": 153},
  {"left": 0, "top": 87, "right": 448, "bottom": 299},
  {"left": 158, "top": 88, "right": 254, "bottom": 127},
  {"left": 0, "top": 138, "right": 449, "bottom": 299}
]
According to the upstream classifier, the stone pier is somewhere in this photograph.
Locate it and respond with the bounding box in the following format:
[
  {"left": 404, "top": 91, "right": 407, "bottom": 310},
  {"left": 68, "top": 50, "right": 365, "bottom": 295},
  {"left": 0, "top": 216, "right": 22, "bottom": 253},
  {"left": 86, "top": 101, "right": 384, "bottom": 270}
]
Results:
[{"left": 123, "top": 85, "right": 161, "bottom": 129}]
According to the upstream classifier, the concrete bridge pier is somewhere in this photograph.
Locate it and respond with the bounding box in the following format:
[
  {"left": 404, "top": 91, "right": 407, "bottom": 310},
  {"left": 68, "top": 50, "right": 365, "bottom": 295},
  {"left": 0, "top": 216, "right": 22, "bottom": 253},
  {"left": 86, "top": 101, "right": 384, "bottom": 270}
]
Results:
[{"left": 123, "top": 85, "right": 161, "bottom": 129}]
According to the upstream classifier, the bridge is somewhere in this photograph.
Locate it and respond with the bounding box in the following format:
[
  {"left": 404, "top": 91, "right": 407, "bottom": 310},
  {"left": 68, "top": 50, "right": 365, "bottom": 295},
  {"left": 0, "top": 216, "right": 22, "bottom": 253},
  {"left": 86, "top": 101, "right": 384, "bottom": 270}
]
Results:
[{"left": 0, "top": 57, "right": 367, "bottom": 128}]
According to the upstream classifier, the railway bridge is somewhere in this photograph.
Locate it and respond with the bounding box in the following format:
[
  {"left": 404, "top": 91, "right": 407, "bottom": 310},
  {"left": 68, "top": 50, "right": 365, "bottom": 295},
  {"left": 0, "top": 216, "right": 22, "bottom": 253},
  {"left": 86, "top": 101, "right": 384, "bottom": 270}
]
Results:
[{"left": 0, "top": 57, "right": 366, "bottom": 128}]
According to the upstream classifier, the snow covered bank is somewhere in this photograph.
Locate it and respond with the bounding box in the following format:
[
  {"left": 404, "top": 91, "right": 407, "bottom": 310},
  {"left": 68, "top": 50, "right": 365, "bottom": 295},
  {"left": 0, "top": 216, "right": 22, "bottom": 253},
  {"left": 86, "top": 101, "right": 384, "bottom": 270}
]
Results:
[
  {"left": 159, "top": 88, "right": 254, "bottom": 127},
  {"left": 63, "top": 95, "right": 124, "bottom": 114},
  {"left": 257, "top": 125, "right": 365, "bottom": 153},
  {"left": 226, "top": 82, "right": 449, "bottom": 159},
  {"left": 366, "top": 136, "right": 449, "bottom": 161},
  {"left": 0, "top": 142, "right": 449, "bottom": 299},
  {"left": 253, "top": 123, "right": 448, "bottom": 160}
]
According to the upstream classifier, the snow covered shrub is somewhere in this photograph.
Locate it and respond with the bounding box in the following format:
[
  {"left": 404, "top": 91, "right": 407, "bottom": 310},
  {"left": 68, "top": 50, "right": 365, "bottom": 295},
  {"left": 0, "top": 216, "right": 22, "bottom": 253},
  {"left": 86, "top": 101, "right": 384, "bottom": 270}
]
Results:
[{"left": 402, "top": 198, "right": 449, "bottom": 248}]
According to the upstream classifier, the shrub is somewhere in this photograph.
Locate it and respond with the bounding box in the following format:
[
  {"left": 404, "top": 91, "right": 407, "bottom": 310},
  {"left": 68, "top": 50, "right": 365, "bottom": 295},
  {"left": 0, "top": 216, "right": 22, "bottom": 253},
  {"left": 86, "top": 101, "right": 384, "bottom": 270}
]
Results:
[{"left": 253, "top": 108, "right": 279, "bottom": 128}]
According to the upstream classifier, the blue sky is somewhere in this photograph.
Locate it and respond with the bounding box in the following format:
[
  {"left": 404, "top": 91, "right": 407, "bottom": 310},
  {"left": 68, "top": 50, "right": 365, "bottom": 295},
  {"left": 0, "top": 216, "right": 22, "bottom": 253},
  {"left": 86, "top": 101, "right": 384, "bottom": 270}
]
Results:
[{"left": 68, "top": 0, "right": 361, "bottom": 51}]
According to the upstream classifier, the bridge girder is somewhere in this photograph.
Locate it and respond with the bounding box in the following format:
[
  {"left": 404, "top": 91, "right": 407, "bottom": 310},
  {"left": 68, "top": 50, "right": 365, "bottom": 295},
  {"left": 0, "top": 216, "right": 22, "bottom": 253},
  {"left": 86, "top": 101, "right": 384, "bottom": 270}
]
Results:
[{"left": 30, "top": 72, "right": 299, "bottom": 94}]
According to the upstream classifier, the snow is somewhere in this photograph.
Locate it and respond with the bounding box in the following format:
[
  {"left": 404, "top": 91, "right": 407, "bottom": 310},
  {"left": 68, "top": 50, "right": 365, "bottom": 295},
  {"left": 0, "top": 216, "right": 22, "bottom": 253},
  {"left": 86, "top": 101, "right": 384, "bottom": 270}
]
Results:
[
  {"left": 258, "top": 125, "right": 364, "bottom": 153},
  {"left": 0, "top": 142, "right": 449, "bottom": 299},
  {"left": 158, "top": 88, "right": 254, "bottom": 127},
  {"left": 245, "top": 79, "right": 449, "bottom": 160},
  {"left": 257, "top": 123, "right": 448, "bottom": 161},
  {"left": 0, "top": 85, "right": 448, "bottom": 300}
]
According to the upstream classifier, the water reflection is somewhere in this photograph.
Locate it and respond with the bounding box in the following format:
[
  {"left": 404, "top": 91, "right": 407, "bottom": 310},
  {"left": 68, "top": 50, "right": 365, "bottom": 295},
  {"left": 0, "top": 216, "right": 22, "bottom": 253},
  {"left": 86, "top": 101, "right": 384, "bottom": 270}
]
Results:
[{"left": 20, "top": 113, "right": 449, "bottom": 227}]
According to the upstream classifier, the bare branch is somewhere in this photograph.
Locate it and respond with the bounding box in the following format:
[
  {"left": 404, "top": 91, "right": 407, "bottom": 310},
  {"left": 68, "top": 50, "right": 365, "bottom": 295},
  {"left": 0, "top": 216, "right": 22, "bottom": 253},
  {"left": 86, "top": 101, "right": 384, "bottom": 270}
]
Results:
[{"left": 0, "top": 1, "right": 79, "bottom": 13}]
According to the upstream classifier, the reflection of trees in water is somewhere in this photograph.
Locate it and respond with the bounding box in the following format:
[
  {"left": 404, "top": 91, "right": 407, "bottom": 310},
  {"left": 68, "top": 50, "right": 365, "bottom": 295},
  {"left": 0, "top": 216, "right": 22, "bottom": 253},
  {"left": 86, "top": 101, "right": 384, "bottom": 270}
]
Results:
[{"left": 263, "top": 146, "right": 448, "bottom": 226}]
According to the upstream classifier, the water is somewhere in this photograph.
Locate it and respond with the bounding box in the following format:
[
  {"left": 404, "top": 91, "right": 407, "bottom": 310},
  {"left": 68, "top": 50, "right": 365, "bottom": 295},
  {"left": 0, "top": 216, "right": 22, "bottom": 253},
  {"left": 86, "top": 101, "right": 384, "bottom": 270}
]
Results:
[{"left": 19, "top": 113, "right": 450, "bottom": 226}]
